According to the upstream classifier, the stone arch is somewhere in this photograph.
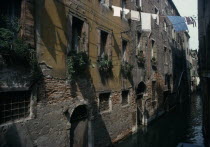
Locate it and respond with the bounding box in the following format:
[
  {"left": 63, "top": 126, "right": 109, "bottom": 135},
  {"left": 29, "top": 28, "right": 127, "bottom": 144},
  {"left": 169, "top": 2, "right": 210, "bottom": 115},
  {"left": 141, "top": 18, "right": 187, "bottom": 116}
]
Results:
[
  {"left": 70, "top": 104, "right": 88, "bottom": 123},
  {"left": 69, "top": 104, "right": 88, "bottom": 147}
]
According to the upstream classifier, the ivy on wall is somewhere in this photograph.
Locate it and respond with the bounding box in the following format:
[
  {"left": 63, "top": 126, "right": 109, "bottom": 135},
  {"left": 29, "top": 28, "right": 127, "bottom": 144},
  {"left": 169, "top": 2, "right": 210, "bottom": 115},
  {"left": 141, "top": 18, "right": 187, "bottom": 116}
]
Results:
[
  {"left": 0, "top": 15, "right": 41, "bottom": 81},
  {"left": 67, "top": 51, "right": 89, "bottom": 82}
]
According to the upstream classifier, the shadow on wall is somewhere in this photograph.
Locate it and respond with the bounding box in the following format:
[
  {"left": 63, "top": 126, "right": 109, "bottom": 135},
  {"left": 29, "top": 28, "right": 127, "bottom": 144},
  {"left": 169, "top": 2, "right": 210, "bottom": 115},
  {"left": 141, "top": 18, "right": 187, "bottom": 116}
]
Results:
[
  {"left": 0, "top": 123, "right": 33, "bottom": 147},
  {"left": 67, "top": 67, "right": 113, "bottom": 147},
  {"left": 37, "top": 0, "right": 67, "bottom": 62}
]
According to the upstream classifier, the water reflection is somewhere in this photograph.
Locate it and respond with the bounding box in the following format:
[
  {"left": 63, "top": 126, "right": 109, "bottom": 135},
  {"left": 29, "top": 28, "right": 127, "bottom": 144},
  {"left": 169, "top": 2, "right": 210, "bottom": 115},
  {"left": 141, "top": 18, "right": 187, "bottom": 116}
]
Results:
[{"left": 115, "top": 93, "right": 204, "bottom": 147}]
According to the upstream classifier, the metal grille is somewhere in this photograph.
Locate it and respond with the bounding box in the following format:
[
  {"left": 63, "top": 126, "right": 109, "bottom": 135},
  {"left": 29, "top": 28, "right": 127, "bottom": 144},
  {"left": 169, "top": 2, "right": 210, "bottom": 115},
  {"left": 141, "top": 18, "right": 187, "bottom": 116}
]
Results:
[{"left": 0, "top": 91, "right": 31, "bottom": 124}]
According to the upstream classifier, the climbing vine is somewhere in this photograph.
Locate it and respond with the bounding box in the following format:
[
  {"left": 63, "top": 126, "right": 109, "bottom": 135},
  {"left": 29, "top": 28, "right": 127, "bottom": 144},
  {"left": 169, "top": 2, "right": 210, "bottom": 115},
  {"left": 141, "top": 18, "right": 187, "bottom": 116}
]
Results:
[
  {"left": 67, "top": 51, "right": 89, "bottom": 82},
  {"left": 0, "top": 15, "right": 41, "bottom": 80}
]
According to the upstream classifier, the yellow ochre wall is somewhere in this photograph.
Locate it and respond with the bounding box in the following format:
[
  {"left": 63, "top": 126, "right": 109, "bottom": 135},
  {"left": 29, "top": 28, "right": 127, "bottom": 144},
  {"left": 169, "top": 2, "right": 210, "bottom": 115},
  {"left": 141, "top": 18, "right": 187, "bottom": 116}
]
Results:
[{"left": 36, "top": 0, "right": 133, "bottom": 92}]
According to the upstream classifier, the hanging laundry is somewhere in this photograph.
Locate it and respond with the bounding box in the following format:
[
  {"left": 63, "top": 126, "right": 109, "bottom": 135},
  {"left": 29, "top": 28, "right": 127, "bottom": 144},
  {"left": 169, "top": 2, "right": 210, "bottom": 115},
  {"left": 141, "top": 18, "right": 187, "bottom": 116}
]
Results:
[
  {"left": 112, "top": 6, "right": 130, "bottom": 17},
  {"left": 131, "top": 10, "right": 140, "bottom": 21},
  {"left": 152, "top": 14, "right": 159, "bottom": 25},
  {"left": 167, "top": 16, "right": 188, "bottom": 32},
  {"left": 190, "top": 17, "right": 197, "bottom": 27},
  {"left": 185, "top": 17, "right": 193, "bottom": 25},
  {"left": 185, "top": 17, "right": 197, "bottom": 27},
  {"left": 141, "top": 12, "right": 152, "bottom": 32},
  {"left": 112, "top": 6, "right": 122, "bottom": 17},
  {"left": 122, "top": 8, "right": 130, "bottom": 15}
]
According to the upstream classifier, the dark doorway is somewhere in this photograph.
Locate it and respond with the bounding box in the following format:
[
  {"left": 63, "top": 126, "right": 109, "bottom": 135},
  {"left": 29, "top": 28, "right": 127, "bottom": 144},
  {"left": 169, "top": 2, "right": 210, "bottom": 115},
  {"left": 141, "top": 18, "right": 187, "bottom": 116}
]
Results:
[
  {"left": 70, "top": 105, "right": 88, "bottom": 147},
  {"left": 136, "top": 82, "right": 146, "bottom": 126}
]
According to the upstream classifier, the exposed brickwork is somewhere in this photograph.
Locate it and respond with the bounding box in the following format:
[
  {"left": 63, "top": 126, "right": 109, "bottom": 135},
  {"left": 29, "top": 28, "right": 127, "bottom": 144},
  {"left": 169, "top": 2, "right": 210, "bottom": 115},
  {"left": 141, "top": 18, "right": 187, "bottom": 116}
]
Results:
[{"left": 0, "top": 0, "right": 191, "bottom": 146}]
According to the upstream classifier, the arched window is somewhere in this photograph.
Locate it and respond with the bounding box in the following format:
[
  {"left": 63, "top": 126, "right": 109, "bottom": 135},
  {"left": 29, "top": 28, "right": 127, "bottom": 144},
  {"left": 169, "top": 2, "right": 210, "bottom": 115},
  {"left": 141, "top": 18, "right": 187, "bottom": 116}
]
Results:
[{"left": 136, "top": 82, "right": 146, "bottom": 99}]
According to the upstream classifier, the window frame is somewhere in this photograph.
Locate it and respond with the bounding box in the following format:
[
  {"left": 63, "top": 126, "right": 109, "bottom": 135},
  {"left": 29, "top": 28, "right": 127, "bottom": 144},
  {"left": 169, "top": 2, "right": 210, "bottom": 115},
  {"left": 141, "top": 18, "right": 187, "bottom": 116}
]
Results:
[
  {"left": 121, "top": 90, "right": 130, "bottom": 106},
  {"left": 122, "top": 39, "right": 128, "bottom": 62},
  {"left": 0, "top": 89, "right": 36, "bottom": 126},
  {"left": 98, "top": 92, "right": 112, "bottom": 113}
]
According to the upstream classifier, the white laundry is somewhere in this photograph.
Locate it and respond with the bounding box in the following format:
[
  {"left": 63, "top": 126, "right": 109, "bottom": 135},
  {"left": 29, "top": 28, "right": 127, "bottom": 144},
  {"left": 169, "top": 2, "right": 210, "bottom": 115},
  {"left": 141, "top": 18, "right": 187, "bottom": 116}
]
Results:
[
  {"left": 112, "top": 6, "right": 122, "bottom": 17},
  {"left": 123, "top": 9, "right": 130, "bottom": 15},
  {"left": 152, "top": 14, "right": 159, "bottom": 25},
  {"left": 141, "top": 12, "right": 151, "bottom": 32},
  {"left": 131, "top": 10, "right": 140, "bottom": 21}
]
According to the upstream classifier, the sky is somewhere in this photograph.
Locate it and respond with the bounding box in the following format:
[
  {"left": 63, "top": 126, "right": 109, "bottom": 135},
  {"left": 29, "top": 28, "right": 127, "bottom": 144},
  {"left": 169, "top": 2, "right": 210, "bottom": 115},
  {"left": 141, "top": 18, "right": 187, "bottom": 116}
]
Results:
[{"left": 172, "top": 0, "right": 198, "bottom": 50}]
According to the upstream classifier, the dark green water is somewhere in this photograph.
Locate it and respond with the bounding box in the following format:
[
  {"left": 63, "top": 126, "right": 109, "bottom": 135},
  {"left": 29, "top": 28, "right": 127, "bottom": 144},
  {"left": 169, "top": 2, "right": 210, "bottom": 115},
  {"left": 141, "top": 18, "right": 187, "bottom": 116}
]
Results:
[{"left": 115, "top": 93, "right": 205, "bottom": 147}]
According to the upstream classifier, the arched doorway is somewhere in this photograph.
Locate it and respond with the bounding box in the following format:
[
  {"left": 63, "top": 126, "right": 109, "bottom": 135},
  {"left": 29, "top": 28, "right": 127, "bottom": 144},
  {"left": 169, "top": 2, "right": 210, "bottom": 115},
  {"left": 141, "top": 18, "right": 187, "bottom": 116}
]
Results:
[
  {"left": 136, "top": 82, "right": 146, "bottom": 126},
  {"left": 70, "top": 105, "right": 88, "bottom": 147}
]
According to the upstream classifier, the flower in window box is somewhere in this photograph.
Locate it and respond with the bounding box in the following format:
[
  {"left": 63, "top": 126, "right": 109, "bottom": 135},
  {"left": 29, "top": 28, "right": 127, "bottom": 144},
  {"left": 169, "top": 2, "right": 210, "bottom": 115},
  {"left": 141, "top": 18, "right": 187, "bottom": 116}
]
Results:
[
  {"left": 136, "top": 50, "right": 146, "bottom": 67},
  {"left": 97, "top": 54, "right": 113, "bottom": 73},
  {"left": 121, "top": 61, "right": 134, "bottom": 78},
  {"left": 151, "top": 57, "right": 157, "bottom": 68}
]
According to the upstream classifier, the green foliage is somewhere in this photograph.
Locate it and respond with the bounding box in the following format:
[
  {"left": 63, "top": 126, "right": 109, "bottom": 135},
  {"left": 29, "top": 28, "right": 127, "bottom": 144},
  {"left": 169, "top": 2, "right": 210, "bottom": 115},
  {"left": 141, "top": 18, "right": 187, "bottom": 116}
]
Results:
[
  {"left": 0, "top": 15, "right": 20, "bottom": 33},
  {"left": 97, "top": 55, "right": 113, "bottom": 73},
  {"left": 0, "top": 28, "right": 14, "bottom": 53},
  {"left": 151, "top": 57, "right": 157, "bottom": 66},
  {"left": 0, "top": 15, "right": 41, "bottom": 81},
  {"left": 67, "top": 51, "right": 89, "bottom": 81},
  {"left": 136, "top": 50, "right": 146, "bottom": 66},
  {"left": 121, "top": 61, "right": 134, "bottom": 77}
]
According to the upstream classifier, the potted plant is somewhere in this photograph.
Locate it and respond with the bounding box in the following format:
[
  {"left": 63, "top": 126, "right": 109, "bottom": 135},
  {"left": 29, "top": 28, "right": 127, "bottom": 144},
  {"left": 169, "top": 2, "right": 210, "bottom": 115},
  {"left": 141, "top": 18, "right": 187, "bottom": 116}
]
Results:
[
  {"left": 151, "top": 57, "right": 157, "bottom": 69},
  {"left": 97, "top": 54, "right": 113, "bottom": 74},
  {"left": 121, "top": 61, "right": 134, "bottom": 78},
  {"left": 67, "top": 51, "right": 89, "bottom": 81},
  {"left": 136, "top": 50, "right": 146, "bottom": 67}
]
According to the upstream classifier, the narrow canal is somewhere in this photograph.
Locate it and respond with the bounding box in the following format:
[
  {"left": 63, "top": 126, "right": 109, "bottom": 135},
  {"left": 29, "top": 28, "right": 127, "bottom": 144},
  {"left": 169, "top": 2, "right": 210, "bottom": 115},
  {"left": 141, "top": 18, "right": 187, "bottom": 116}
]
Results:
[{"left": 115, "top": 92, "right": 205, "bottom": 147}]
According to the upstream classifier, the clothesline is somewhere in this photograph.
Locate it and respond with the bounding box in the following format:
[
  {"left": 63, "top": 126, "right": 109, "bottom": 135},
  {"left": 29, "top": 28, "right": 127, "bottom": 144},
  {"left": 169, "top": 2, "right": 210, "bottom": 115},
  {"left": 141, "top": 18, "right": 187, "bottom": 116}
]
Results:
[{"left": 112, "top": 5, "right": 196, "bottom": 33}]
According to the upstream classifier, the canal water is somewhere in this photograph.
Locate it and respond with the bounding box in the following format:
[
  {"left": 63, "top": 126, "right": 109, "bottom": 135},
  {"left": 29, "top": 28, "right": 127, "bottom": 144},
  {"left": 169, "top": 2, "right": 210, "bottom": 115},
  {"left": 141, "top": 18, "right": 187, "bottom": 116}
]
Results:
[{"left": 115, "top": 93, "right": 205, "bottom": 147}]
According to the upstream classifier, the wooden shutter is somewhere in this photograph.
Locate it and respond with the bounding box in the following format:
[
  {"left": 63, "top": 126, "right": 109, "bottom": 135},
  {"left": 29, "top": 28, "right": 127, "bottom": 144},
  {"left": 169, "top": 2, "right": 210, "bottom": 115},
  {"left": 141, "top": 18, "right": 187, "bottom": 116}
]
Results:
[
  {"left": 67, "top": 14, "right": 73, "bottom": 55},
  {"left": 81, "top": 22, "right": 89, "bottom": 54},
  {"left": 97, "top": 29, "right": 101, "bottom": 57},
  {"left": 107, "top": 33, "right": 113, "bottom": 60}
]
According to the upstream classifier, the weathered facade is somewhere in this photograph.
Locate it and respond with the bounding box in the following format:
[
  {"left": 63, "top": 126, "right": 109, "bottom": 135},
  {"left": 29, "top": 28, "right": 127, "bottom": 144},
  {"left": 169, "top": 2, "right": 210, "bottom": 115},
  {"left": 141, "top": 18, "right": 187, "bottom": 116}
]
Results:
[
  {"left": 198, "top": 0, "right": 210, "bottom": 146},
  {"left": 0, "top": 0, "right": 190, "bottom": 146},
  {"left": 189, "top": 50, "right": 199, "bottom": 92}
]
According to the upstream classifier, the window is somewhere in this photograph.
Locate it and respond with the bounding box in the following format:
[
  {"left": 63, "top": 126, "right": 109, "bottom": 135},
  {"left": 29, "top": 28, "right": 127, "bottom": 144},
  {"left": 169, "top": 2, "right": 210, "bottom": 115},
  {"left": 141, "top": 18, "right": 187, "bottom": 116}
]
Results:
[
  {"left": 99, "top": 30, "right": 108, "bottom": 58},
  {"left": 172, "top": 28, "right": 175, "bottom": 39},
  {"left": 152, "top": 81, "right": 156, "bottom": 100},
  {"left": 171, "top": 9, "right": 174, "bottom": 14},
  {"left": 164, "top": 21, "right": 167, "bottom": 32},
  {"left": 151, "top": 40, "right": 155, "bottom": 58},
  {"left": 121, "top": 90, "right": 129, "bottom": 105},
  {"left": 169, "top": 50, "right": 172, "bottom": 63},
  {"left": 68, "top": 16, "right": 89, "bottom": 54},
  {"left": 72, "top": 17, "right": 84, "bottom": 52},
  {"left": 165, "top": 75, "right": 167, "bottom": 85},
  {"left": 137, "top": 32, "right": 141, "bottom": 50},
  {"left": 97, "top": 30, "right": 112, "bottom": 59},
  {"left": 164, "top": 47, "right": 168, "bottom": 64},
  {"left": 121, "top": 0, "right": 126, "bottom": 18},
  {"left": 136, "top": 0, "right": 142, "bottom": 8},
  {"left": 122, "top": 40, "right": 128, "bottom": 61},
  {"left": 99, "top": 93, "right": 111, "bottom": 112},
  {"left": 154, "top": 7, "right": 159, "bottom": 24},
  {"left": 99, "top": 0, "right": 112, "bottom": 7},
  {"left": 0, "top": 91, "right": 31, "bottom": 125}
]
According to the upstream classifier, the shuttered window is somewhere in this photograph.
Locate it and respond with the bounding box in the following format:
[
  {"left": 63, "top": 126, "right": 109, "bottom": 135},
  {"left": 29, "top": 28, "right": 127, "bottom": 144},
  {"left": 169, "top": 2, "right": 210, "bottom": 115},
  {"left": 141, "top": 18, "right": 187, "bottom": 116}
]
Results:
[
  {"left": 97, "top": 29, "right": 112, "bottom": 59},
  {"left": 67, "top": 15, "right": 89, "bottom": 54}
]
